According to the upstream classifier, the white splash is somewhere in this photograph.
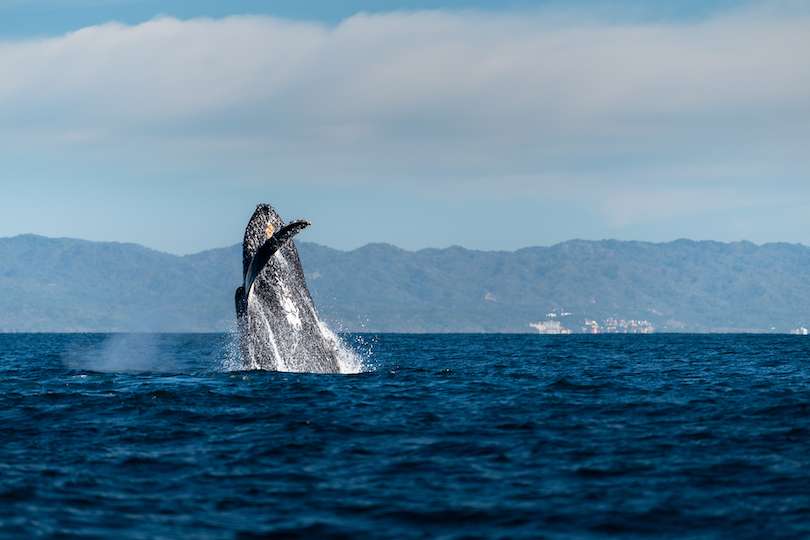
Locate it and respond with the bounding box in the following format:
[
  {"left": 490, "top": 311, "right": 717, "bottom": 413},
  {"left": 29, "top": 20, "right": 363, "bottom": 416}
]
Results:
[
  {"left": 220, "top": 329, "right": 244, "bottom": 372},
  {"left": 317, "top": 320, "right": 368, "bottom": 374},
  {"left": 233, "top": 245, "right": 374, "bottom": 374},
  {"left": 229, "top": 299, "right": 372, "bottom": 374}
]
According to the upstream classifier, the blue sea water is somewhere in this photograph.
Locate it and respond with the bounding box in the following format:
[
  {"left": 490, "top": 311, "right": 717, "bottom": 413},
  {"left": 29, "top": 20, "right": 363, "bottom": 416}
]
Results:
[{"left": 1, "top": 333, "right": 810, "bottom": 539}]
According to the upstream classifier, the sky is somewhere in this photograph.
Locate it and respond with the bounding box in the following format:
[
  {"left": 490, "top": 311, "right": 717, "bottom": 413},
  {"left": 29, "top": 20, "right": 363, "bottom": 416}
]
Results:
[{"left": 0, "top": 0, "right": 808, "bottom": 255}]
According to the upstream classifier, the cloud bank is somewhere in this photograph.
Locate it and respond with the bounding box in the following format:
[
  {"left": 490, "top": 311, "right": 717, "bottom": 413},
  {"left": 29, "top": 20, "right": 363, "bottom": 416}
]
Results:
[{"left": 1, "top": 2, "right": 809, "bottom": 248}]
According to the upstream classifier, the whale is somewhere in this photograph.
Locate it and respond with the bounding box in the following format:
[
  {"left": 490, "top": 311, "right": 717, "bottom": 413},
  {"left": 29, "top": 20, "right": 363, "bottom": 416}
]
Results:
[{"left": 235, "top": 204, "right": 341, "bottom": 373}]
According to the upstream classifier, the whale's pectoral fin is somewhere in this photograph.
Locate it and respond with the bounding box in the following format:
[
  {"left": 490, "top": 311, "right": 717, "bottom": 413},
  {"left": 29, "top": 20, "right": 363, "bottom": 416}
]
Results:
[
  {"left": 243, "top": 219, "right": 311, "bottom": 297},
  {"left": 235, "top": 286, "right": 247, "bottom": 319}
]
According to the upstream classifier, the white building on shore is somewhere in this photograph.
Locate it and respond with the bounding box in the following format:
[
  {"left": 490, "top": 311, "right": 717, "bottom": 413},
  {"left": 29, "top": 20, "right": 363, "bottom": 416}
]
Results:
[{"left": 530, "top": 320, "right": 572, "bottom": 334}]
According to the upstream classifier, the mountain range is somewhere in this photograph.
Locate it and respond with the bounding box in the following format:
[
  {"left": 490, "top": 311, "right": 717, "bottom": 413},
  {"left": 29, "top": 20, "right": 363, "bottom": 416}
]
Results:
[{"left": 1, "top": 234, "right": 809, "bottom": 333}]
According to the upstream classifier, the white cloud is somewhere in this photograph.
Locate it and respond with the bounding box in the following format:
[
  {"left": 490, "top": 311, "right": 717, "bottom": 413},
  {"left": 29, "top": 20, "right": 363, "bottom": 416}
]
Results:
[{"left": 0, "top": 2, "right": 809, "bottom": 227}]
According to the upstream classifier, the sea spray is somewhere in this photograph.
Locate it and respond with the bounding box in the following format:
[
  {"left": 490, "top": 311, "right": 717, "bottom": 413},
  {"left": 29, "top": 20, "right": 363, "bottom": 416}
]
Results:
[
  {"left": 63, "top": 333, "right": 169, "bottom": 373},
  {"left": 319, "top": 321, "right": 376, "bottom": 374},
  {"left": 62, "top": 333, "right": 223, "bottom": 373}
]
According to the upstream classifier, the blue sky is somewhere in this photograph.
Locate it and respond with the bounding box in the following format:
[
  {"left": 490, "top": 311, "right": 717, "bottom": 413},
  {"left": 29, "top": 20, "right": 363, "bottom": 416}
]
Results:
[{"left": 1, "top": 0, "right": 808, "bottom": 254}]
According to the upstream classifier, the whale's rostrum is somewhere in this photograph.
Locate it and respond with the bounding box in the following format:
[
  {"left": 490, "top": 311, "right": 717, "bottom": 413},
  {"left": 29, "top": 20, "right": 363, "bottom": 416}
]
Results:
[{"left": 235, "top": 204, "right": 341, "bottom": 373}]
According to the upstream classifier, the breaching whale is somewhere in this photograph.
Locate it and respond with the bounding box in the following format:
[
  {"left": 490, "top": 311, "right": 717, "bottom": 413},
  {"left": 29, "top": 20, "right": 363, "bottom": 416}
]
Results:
[{"left": 235, "top": 204, "right": 341, "bottom": 373}]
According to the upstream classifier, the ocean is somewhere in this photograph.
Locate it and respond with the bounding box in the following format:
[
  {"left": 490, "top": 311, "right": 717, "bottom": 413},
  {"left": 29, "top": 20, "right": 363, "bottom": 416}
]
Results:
[{"left": 1, "top": 333, "right": 809, "bottom": 539}]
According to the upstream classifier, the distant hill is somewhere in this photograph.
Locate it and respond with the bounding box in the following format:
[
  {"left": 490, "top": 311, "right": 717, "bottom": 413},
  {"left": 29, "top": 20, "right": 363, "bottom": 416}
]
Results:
[
  {"left": 299, "top": 240, "right": 810, "bottom": 333},
  {"left": 1, "top": 234, "right": 809, "bottom": 333},
  {"left": 0, "top": 235, "right": 240, "bottom": 332}
]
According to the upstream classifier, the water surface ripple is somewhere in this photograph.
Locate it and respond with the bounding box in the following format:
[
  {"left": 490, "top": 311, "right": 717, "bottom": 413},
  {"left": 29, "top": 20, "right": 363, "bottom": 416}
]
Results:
[{"left": 1, "top": 333, "right": 809, "bottom": 539}]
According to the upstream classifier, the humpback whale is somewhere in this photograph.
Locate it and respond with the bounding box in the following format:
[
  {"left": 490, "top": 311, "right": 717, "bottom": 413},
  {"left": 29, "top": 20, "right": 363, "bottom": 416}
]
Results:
[{"left": 235, "top": 204, "right": 341, "bottom": 373}]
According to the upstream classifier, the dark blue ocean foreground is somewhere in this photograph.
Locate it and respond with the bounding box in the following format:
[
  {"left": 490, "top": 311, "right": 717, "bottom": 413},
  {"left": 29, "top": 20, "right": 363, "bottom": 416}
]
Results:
[{"left": 1, "top": 333, "right": 809, "bottom": 539}]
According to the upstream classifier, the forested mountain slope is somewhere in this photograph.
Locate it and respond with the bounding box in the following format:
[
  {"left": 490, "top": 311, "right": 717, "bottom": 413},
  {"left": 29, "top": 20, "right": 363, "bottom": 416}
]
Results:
[{"left": 1, "top": 235, "right": 808, "bottom": 332}]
